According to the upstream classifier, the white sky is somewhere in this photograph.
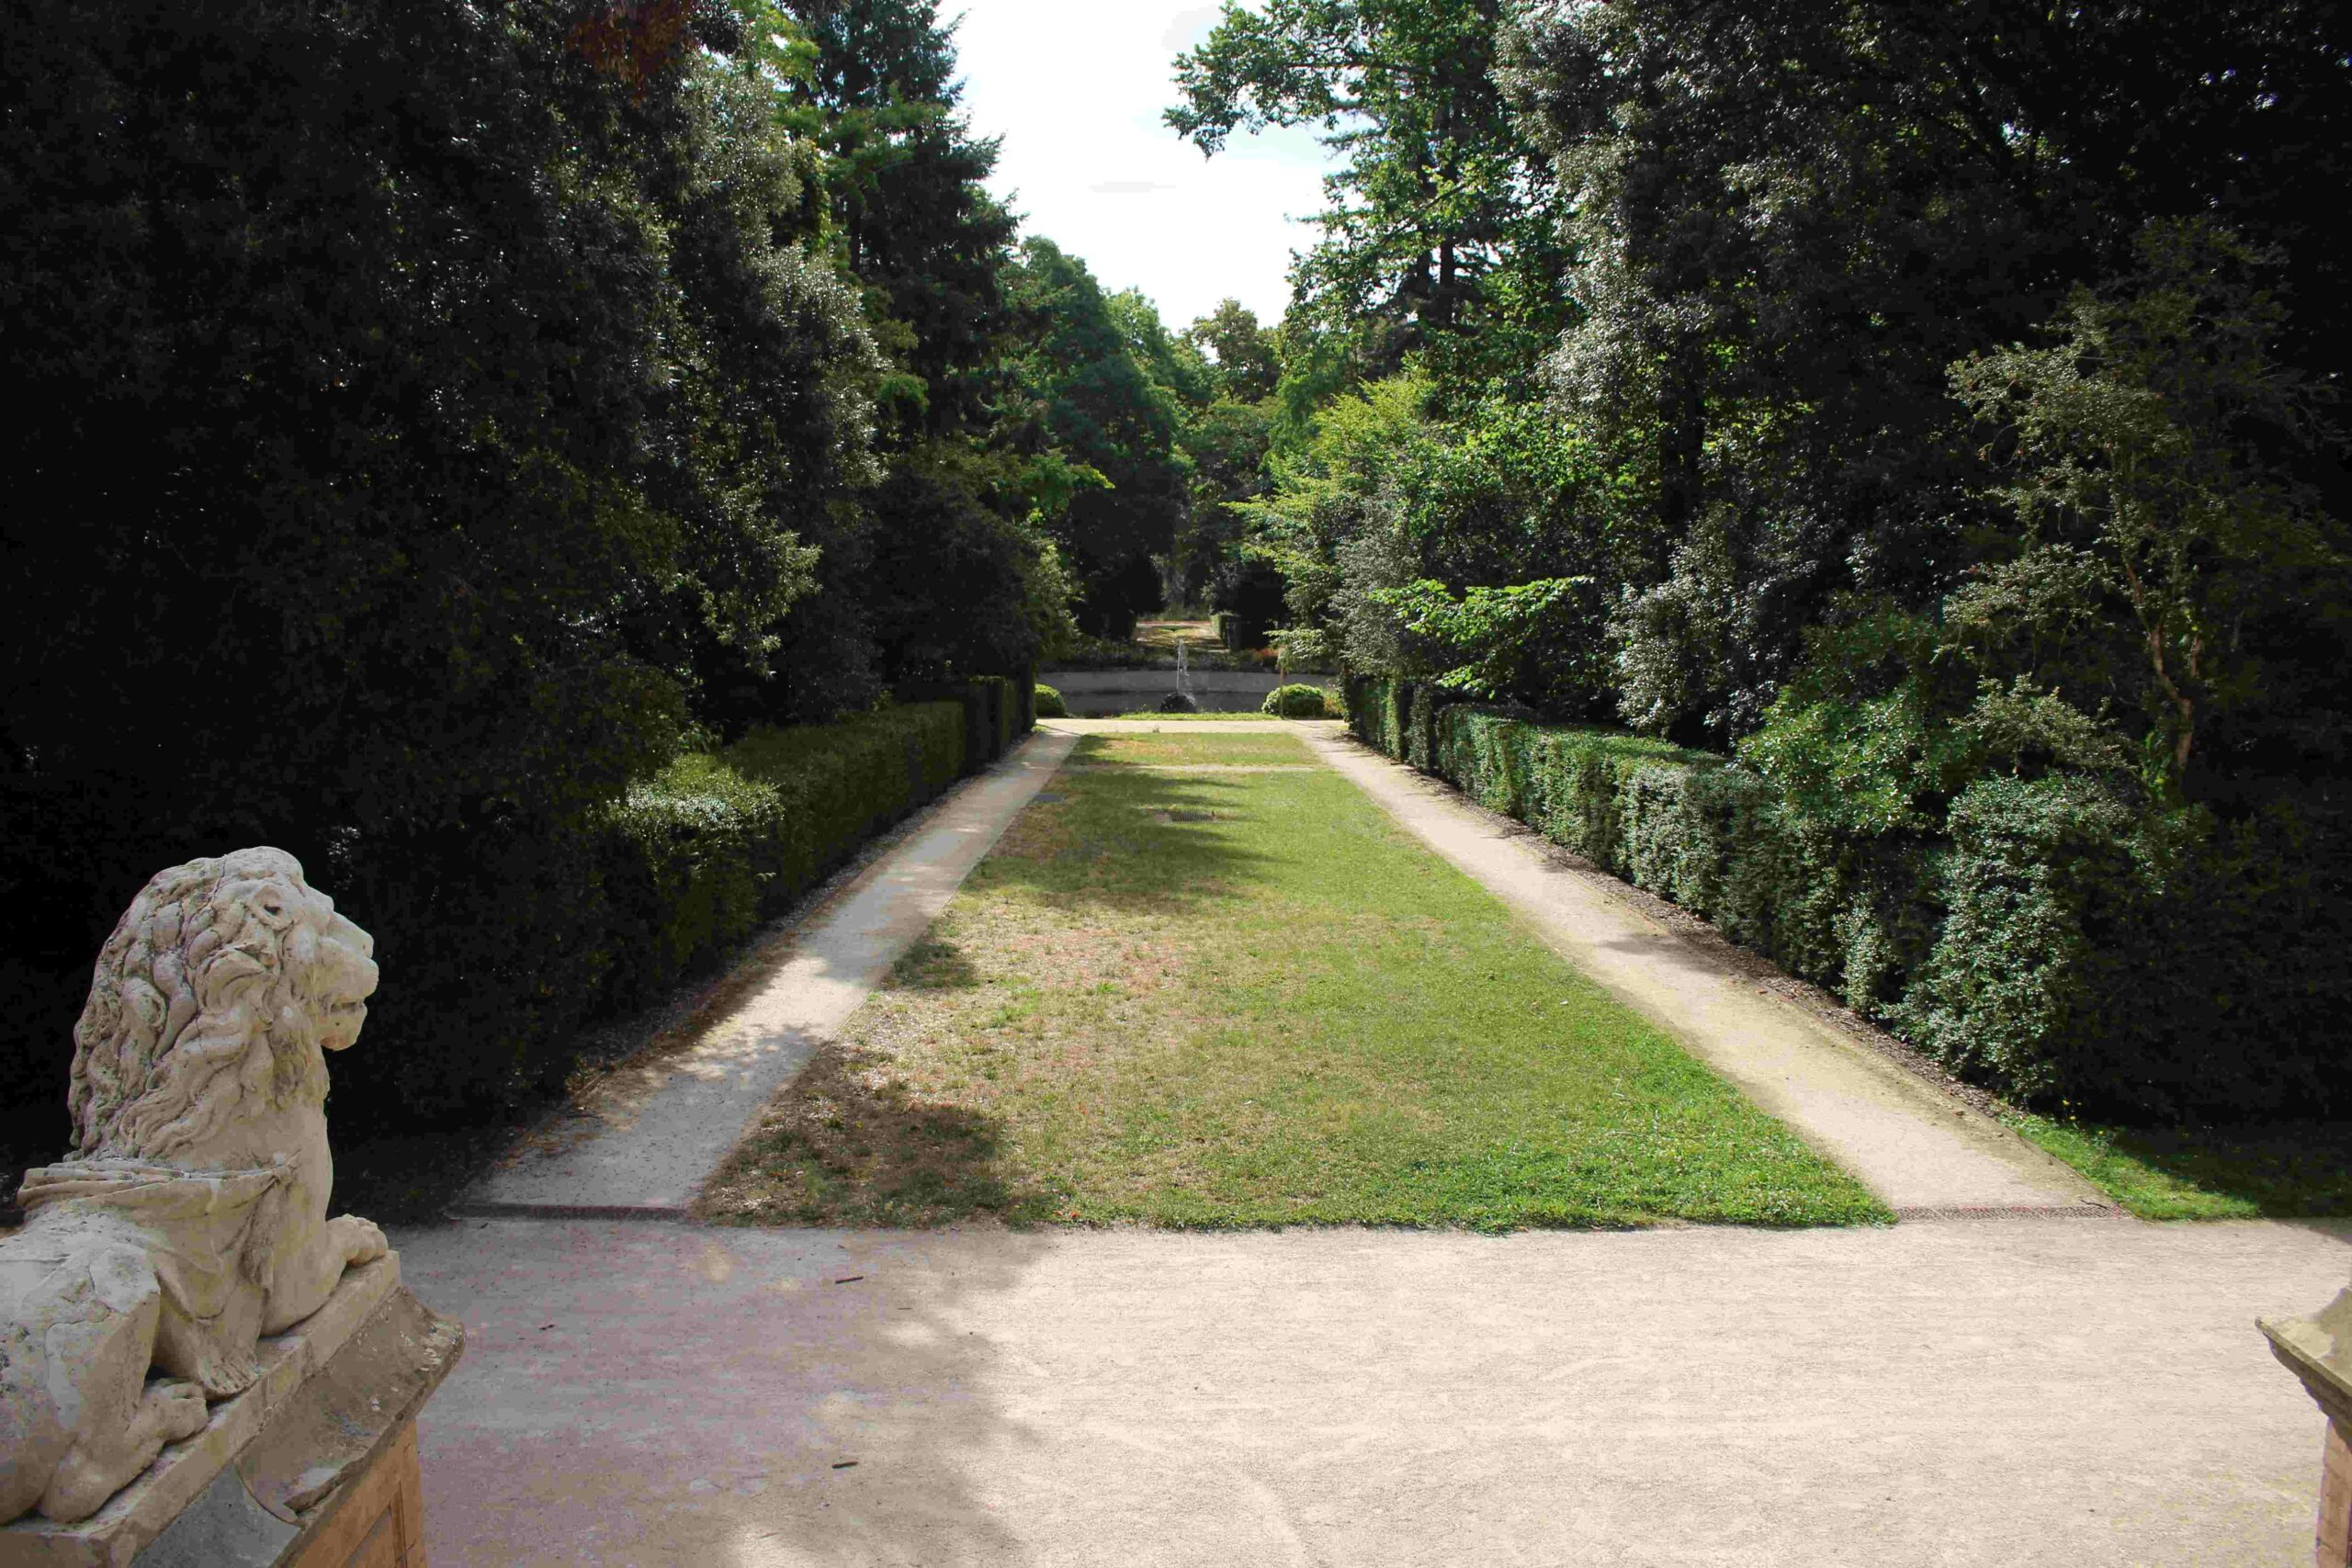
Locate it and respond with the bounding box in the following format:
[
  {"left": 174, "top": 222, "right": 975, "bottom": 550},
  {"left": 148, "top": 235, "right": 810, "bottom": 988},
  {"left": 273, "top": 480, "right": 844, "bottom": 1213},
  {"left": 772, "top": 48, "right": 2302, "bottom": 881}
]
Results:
[{"left": 948, "top": 0, "right": 1339, "bottom": 333}]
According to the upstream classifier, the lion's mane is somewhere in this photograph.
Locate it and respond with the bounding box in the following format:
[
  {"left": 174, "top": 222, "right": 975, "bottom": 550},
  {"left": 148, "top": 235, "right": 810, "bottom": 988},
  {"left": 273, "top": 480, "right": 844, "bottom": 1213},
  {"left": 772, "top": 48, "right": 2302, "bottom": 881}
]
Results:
[{"left": 66, "top": 848, "right": 326, "bottom": 1160}]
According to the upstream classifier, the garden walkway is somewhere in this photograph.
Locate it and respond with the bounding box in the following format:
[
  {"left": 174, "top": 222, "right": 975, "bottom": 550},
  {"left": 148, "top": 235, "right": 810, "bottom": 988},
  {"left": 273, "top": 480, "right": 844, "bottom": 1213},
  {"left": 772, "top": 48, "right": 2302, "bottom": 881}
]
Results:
[
  {"left": 395, "top": 718, "right": 2346, "bottom": 1564},
  {"left": 395, "top": 1215, "right": 2351, "bottom": 1565}
]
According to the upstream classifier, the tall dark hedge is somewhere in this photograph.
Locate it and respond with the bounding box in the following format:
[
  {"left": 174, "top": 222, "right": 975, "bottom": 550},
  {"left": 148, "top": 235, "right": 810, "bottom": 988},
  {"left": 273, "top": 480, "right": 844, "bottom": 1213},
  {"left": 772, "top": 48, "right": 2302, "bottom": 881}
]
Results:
[{"left": 0, "top": 0, "right": 882, "bottom": 1156}]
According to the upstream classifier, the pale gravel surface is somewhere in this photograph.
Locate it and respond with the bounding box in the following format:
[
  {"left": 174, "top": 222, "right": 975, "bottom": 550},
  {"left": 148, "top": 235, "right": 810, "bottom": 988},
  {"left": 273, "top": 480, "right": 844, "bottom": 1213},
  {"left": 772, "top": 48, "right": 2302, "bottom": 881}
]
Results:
[{"left": 397, "top": 1215, "right": 2352, "bottom": 1567}]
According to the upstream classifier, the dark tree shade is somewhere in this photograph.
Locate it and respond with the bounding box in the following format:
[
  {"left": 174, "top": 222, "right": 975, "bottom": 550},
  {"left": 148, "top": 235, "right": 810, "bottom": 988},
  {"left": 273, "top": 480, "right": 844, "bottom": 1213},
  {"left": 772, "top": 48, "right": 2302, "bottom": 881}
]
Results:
[{"left": 0, "top": 0, "right": 881, "bottom": 1146}]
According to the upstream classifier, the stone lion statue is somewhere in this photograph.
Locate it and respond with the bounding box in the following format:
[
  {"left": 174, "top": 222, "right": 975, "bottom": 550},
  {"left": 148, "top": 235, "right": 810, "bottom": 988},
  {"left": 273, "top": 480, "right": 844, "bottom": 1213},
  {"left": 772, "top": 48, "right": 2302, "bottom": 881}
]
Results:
[{"left": 1, "top": 849, "right": 388, "bottom": 1524}]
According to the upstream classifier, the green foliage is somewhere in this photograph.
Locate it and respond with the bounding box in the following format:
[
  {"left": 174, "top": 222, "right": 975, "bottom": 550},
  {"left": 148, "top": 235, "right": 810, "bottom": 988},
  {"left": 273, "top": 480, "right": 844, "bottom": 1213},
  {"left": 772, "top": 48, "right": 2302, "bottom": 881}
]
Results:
[
  {"left": 1895, "top": 779, "right": 2351, "bottom": 1122},
  {"left": 1170, "top": 0, "right": 1573, "bottom": 387},
  {"left": 0, "top": 0, "right": 888, "bottom": 1152},
  {"left": 1184, "top": 299, "right": 1283, "bottom": 402},
  {"left": 1261, "top": 684, "right": 1338, "bottom": 718},
  {"left": 1736, "top": 610, "right": 1980, "bottom": 836},
  {"left": 1346, "top": 678, "right": 2349, "bottom": 1121},
  {"left": 1035, "top": 684, "right": 1068, "bottom": 718},
  {"left": 1945, "top": 220, "right": 2349, "bottom": 796},
  {"left": 1000, "top": 239, "right": 1192, "bottom": 637},
  {"left": 776, "top": 0, "right": 1016, "bottom": 443},
  {"left": 329, "top": 704, "right": 970, "bottom": 1124},
  {"left": 861, "top": 439, "right": 1069, "bottom": 682},
  {"left": 1379, "top": 578, "right": 1596, "bottom": 701}
]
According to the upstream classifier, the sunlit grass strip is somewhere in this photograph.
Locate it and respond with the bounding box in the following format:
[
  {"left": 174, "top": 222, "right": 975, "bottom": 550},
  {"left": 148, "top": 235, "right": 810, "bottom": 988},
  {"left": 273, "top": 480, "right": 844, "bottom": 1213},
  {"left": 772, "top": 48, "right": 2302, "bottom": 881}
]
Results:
[
  {"left": 2005, "top": 1112, "right": 2352, "bottom": 1220},
  {"left": 702, "top": 733, "right": 1886, "bottom": 1231}
]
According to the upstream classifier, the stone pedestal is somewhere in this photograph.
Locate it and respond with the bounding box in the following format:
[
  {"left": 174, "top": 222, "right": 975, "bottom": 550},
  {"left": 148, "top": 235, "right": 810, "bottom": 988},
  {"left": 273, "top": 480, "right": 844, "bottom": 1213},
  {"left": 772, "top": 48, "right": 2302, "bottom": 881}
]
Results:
[
  {"left": 2264, "top": 1287, "right": 2352, "bottom": 1568},
  {"left": 0, "top": 1256, "right": 461, "bottom": 1568}
]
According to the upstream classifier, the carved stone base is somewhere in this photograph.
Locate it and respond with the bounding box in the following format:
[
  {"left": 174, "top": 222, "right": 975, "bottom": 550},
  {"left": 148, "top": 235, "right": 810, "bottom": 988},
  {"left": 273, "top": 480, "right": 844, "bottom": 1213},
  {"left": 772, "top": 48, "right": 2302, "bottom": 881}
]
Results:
[
  {"left": 2264, "top": 1287, "right": 2352, "bottom": 1568},
  {"left": 0, "top": 1255, "right": 462, "bottom": 1567},
  {"left": 2320, "top": 1417, "right": 2352, "bottom": 1568},
  {"left": 277, "top": 1419, "right": 426, "bottom": 1568}
]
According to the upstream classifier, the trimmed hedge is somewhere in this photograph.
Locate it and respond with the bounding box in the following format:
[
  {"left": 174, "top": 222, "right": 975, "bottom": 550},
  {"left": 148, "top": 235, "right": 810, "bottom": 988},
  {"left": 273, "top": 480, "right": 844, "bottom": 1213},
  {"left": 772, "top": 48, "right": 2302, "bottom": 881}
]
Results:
[
  {"left": 595, "top": 703, "right": 967, "bottom": 1015},
  {"left": 900, "top": 673, "right": 1030, "bottom": 771},
  {"left": 1262, "top": 683, "right": 1339, "bottom": 718},
  {"left": 1, "top": 702, "right": 982, "bottom": 1158},
  {"left": 1035, "top": 683, "right": 1068, "bottom": 718},
  {"left": 1345, "top": 676, "right": 2349, "bottom": 1121},
  {"left": 333, "top": 701, "right": 972, "bottom": 1125}
]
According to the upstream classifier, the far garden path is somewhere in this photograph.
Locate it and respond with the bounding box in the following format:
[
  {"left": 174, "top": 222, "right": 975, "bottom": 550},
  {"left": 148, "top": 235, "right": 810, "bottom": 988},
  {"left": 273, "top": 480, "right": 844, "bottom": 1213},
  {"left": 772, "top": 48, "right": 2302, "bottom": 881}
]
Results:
[{"left": 1295, "top": 723, "right": 2106, "bottom": 1217}]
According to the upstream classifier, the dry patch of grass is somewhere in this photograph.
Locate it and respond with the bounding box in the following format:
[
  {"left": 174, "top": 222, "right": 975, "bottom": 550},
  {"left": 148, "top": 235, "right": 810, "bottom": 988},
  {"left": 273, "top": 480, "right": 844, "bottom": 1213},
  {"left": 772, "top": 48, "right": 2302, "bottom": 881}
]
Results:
[{"left": 702, "top": 733, "right": 1885, "bottom": 1231}]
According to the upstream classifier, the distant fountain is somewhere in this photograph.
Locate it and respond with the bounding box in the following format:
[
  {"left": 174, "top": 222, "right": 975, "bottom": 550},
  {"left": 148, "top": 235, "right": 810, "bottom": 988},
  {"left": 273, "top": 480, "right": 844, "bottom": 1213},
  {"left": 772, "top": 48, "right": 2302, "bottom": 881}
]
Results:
[{"left": 1177, "top": 638, "right": 1194, "bottom": 705}]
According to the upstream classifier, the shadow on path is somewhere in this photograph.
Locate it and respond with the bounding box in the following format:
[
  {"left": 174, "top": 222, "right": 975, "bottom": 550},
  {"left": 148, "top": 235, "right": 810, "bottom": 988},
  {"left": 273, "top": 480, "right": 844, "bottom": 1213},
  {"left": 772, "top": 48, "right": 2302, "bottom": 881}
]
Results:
[{"left": 399, "top": 1218, "right": 1039, "bottom": 1567}]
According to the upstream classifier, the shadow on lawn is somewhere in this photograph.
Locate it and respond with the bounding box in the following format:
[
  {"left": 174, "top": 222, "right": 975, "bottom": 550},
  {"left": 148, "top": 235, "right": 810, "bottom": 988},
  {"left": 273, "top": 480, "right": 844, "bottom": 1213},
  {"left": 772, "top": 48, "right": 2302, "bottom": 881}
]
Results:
[
  {"left": 975, "top": 765, "right": 1293, "bottom": 919},
  {"left": 2081, "top": 1120, "right": 2352, "bottom": 1219},
  {"left": 698, "top": 1038, "right": 1062, "bottom": 1227}
]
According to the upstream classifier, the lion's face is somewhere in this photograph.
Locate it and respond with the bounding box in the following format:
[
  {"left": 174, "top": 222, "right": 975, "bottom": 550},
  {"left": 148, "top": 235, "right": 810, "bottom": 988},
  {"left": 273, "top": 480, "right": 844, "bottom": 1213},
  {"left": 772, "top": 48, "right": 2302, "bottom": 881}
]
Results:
[
  {"left": 69, "top": 848, "right": 379, "bottom": 1162},
  {"left": 228, "top": 858, "right": 379, "bottom": 1055}
]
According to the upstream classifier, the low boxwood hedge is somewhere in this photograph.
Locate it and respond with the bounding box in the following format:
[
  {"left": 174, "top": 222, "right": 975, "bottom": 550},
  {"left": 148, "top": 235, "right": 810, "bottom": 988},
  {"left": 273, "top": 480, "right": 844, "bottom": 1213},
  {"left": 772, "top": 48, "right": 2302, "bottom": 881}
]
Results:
[
  {"left": 1262, "top": 683, "right": 1338, "bottom": 718},
  {"left": 323, "top": 701, "right": 975, "bottom": 1125},
  {"left": 1344, "top": 675, "right": 2349, "bottom": 1122}
]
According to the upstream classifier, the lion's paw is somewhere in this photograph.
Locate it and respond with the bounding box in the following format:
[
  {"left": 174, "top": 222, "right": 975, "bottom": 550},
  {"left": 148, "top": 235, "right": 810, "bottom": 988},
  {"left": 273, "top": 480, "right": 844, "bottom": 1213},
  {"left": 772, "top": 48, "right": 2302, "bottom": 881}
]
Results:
[
  {"left": 329, "top": 1215, "right": 388, "bottom": 1267},
  {"left": 145, "top": 1380, "right": 210, "bottom": 1442},
  {"left": 187, "top": 1353, "right": 260, "bottom": 1400}
]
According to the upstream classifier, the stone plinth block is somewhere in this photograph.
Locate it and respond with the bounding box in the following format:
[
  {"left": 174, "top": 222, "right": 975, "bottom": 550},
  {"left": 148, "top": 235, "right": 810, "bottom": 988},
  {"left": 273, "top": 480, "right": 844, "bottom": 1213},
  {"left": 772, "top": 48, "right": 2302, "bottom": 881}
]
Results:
[
  {"left": 2263, "top": 1286, "right": 2352, "bottom": 1568},
  {"left": 0, "top": 1253, "right": 460, "bottom": 1567}
]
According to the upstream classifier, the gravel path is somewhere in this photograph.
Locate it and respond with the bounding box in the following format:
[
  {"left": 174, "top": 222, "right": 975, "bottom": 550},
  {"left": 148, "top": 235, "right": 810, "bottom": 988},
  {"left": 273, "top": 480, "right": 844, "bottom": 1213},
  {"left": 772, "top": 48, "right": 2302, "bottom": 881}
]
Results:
[{"left": 396, "top": 1214, "right": 2351, "bottom": 1566}]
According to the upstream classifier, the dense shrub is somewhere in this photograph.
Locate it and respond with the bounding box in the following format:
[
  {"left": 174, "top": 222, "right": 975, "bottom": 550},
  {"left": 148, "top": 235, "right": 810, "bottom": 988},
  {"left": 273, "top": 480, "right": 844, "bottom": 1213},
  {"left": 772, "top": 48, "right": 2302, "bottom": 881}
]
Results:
[
  {"left": 897, "top": 675, "right": 1027, "bottom": 770},
  {"left": 0, "top": 705, "right": 973, "bottom": 1160},
  {"left": 334, "top": 701, "right": 968, "bottom": 1123},
  {"left": 1262, "top": 684, "right": 1338, "bottom": 718},
  {"left": 1895, "top": 781, "right": 2351, "bottom": 1121},
  {"left": 1344, "top": 676, "right": 2349, "bottom": 1120},
  {"left": 1035, "top": 684, "right": 1069, "bottom": 718}
]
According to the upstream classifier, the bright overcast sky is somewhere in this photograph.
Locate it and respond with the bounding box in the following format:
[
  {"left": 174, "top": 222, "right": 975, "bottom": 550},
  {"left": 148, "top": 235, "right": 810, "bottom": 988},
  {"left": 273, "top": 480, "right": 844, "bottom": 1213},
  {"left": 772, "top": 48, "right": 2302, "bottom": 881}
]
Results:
[{"left": 949, "top": 0, "right": 1339, "bottom": 332}]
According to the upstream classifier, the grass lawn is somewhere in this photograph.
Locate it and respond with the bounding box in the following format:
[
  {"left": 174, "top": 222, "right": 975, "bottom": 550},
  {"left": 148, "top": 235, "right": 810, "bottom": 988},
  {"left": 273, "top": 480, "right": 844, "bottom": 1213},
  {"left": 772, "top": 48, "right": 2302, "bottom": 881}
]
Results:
[
  {"left": 1069, "top": 732, "right": 1320, "bottom": 765},
  {"left": 2006, "top": 1112, "right": 2352, "bottom": 1220},
  {"left": 700, "top": 730, "right": 1885, "bottom": 1231},
  {"left": 1105, "top": 709, "right": 1288, "bottom": 721}
]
